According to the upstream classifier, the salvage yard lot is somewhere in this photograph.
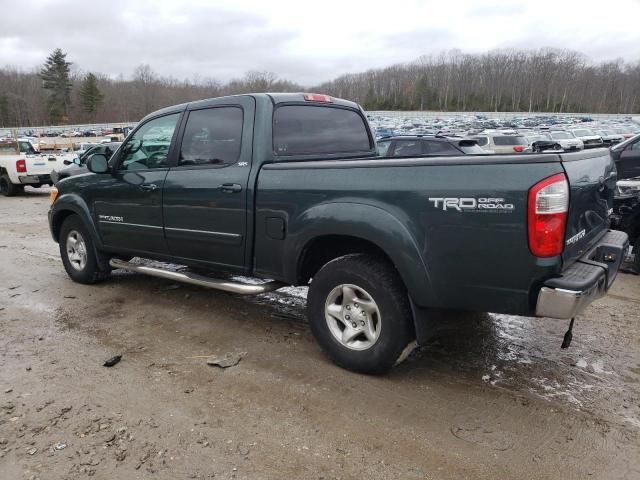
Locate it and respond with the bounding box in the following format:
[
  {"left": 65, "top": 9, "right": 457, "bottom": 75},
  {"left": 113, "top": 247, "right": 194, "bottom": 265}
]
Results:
[{"left": 1, "top": 189, "right": 640, "bottom": 479}]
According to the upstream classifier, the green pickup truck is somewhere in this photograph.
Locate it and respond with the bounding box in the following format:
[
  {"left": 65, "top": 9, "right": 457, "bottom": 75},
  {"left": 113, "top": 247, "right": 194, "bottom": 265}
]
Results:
[{"left": 49, "top": 93, "right": 629, "bottom": 373}]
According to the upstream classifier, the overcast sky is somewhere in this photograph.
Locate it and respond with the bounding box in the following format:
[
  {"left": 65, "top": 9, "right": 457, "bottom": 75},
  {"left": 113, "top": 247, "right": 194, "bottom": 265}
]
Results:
[{"left": 1, "top": 0, "right": 639, "bottom": 85}]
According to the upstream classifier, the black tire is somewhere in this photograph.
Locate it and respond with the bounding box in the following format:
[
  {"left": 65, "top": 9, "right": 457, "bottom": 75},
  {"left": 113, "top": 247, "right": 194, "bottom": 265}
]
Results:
[
  {"left": 0, "top": 174, "right": 20, "bottom": 197},
  {"left": 634, "top": 236, "right": 640, "bottom": 273},
  {"left": 307, "top": 253, "right": 414, "bottom": 374},
  {"left": 59, "top": 215, "right": 110, "bottom": 284}
]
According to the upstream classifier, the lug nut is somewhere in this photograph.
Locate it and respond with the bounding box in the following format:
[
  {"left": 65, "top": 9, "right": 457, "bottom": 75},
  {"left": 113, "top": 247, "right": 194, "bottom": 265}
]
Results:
[
  {"left": 354, "top": 303, "right": 359, "bottom": 307},
  {"left": 346, "top": 305, "right": 351, "bottom": 310},
  {"left": 360, "top": 320, "right": 365, "bottom": 326},
  {"left": 345, "top": 315, "right": 350, "bottom": 320},
  {"left": 352, "top": 322, "right": 357, "bottom": 328}
]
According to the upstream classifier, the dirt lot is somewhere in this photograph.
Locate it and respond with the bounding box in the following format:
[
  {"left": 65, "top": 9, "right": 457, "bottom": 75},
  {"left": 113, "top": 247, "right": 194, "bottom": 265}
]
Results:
[{"left": 1, "top": 188, "right": 639, "bottom": 480}]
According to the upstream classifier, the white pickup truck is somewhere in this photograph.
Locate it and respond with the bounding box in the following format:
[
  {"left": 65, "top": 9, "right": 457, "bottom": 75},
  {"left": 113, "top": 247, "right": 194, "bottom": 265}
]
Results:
[{"left": 0, "top": 138, "right": 73, "bottom": 196}]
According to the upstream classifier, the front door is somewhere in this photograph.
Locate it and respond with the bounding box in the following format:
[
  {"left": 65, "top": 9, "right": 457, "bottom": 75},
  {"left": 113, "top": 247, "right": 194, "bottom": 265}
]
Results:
[
  {"left": 92, "top": 112, "right": 182, "bottom": 255},
  {"left": 162, "top": 97, "right": 254, "bottom": 271}
]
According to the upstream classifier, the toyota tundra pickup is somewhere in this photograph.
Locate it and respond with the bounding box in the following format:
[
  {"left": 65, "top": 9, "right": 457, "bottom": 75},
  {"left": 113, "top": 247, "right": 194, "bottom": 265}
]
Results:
[{"left": 49, "top": 93, "right": 628, "bottom": 373}]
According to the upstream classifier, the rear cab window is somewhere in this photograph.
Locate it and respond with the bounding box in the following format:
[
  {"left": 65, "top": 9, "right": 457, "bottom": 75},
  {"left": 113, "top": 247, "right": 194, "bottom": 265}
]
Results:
[{"left": 273, "top": 105, "right": 372, "bottom": 157}]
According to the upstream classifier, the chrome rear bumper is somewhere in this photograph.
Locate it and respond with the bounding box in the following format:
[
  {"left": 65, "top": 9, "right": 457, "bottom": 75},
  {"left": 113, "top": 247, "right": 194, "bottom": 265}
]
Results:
[{"left": 535, "top": 230, "right": 629, "bottom": 318}]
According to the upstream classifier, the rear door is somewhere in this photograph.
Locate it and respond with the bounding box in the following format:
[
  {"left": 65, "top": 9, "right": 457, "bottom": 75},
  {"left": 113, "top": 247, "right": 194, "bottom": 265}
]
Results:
[
  {"left": 561, "top": 150, "right": 617, "bottom": 263},
  {"left": 162, "top": 96, "right": 254, "bottom": 270}
]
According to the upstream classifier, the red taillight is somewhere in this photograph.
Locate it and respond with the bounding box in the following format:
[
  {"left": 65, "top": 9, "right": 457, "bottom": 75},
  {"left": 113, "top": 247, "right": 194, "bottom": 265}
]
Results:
[
  {"left": 303, "top": 93, "right": 332, "bottom": 103},
  {"left": 528, "top": 173, "right": 569, "bottom": 257},
  {"left": 513, "top": 145, "right": 525, "bottom": 153},
  {"left": 16, "top": 159, "right": 27, "bottom": 173}
]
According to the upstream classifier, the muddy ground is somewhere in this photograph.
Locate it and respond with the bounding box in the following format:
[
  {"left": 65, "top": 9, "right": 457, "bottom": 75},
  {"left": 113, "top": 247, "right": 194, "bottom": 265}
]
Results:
[{"left": 1, "top": 188, "right": 639, "bottom": 480}]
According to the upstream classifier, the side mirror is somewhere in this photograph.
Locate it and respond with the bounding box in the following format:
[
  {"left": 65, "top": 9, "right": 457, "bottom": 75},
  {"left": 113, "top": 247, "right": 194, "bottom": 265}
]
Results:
[
  {"left": 87, "top": 154, "right": 109, "bottom": 174},
  {"left": 73, "top": 157, "right": 82, "bottom": 166}
]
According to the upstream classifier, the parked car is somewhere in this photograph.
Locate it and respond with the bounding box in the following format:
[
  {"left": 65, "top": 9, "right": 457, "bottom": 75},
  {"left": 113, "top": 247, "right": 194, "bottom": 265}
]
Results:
[
  {"left": 374, "top": 127, "right": 395, "bottom": 139},
  {"left": 522, "top": 132, "right": 562, "bottom": 153},
  {"left": 597, "top": 129, "right": 624, "bottom": 146},
  {"left": 74, "top": 142, "right": 98, "bottom": 156},
  {"left": 377, "top": 135, "right": 485, "bottom": 157},
  {"left": 610, "top": 133, "right": 640, "bottom": 180},
  {"left": 55, "top": 142, "right": 122, "bottom": 181},
  {"left": 613, "top": 126, "right": 640, "bottom": 140},
  {"left": 569, "top": 128, "right": 604, "bottom": 149},
  {"left": 548, "top": 130, "right": 584, "bottom": 151},
  {"left": 469, "top": 133, "right": 531, "bottom": 154},
  {"left": 49, "top": 92, "right": 628, "bottom": 374}
]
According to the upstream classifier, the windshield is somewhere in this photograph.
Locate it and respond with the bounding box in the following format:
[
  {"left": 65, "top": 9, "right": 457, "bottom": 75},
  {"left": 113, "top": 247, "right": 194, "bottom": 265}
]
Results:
[
  {"left": 551, "top": 131, "right": 573, "bottom": 140},
  {"left": 572, "top": 129, "right": 594, "bottom": 136}
]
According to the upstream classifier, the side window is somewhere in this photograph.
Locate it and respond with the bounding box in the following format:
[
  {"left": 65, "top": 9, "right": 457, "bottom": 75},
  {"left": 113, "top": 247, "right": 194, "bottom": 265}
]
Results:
[
  {"left": 179, "top": 107, "right": 243, "bottom": 167},
  {"left": 423, "top": 141, "right": 459, "bottom": 155},
  {"left": 118, "top": 113, "right": 180, "bottom": 170},
  {"left": 391, "top": 140, "right": 422, "bottom": 157},
  {"left": 630, "top": 140, "right": 640, "bottom": 151},
  {"left": 377, "top": 140, "right": 391, "bottom": 156}
]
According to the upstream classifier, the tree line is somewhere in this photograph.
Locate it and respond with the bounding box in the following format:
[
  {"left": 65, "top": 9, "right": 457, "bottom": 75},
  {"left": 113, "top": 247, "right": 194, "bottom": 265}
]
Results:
[{"left": 1, "top": 48, "right": 639, "bottom": 128}]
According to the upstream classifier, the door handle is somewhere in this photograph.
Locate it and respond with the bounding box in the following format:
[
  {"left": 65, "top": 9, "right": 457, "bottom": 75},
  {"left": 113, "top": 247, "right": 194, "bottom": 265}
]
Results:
[
  {"left": 139, "top": 183, "right": 158, "bottom": 191},
  {"left": 218, "top": 183, "right": 242, "bottom": 193}
]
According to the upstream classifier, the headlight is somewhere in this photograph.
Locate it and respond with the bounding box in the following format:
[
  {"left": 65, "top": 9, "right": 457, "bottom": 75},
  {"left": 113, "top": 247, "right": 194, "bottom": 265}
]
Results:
[{"left": 49, "top": 187, "right": 58, "bottom": 204}]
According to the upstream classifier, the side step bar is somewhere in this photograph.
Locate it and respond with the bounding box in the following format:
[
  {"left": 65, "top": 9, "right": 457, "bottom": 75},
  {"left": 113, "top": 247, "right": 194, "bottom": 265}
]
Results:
[{"left": 109, "top": 258, "right": 285, "bottom": 295}]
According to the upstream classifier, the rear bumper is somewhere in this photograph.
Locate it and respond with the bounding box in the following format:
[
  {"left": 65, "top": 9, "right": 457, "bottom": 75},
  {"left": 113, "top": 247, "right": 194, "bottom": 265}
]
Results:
[
  {"left": 19, "top": 174, "right": 52, "bottom": 185},
  {"left": 535, "top": 230, "right": 629, "bottom": 318}
]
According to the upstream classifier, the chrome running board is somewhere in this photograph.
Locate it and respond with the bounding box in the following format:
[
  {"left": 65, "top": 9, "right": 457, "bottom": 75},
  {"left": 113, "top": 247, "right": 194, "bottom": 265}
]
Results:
[{"left": 109, "top": 258, "right": 284, "bottom": 295}]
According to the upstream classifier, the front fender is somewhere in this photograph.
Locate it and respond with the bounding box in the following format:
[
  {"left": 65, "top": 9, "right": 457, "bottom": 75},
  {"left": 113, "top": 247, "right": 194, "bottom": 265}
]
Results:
[
  {"left": 285, "top": 202, "right": 437, "bottom": 306},
  {"left": 49, "top": 193, "right": 103, "bottom": 250}
]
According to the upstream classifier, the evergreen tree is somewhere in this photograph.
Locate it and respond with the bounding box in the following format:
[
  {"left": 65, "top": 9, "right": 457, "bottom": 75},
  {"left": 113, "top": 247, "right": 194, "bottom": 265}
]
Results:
[
  {"left": 79, "top": 73, "right": 104, "bottom": 118},
  {"left": 40, "top": 48, "right": 72, "bottom": 123}
]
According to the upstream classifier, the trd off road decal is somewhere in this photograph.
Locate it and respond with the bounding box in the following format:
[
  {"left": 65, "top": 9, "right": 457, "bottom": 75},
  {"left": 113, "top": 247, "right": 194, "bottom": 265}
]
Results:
[
  {"left": 98, "top": 215, "right": 124, "bottom": 222},
  {"left": 428, "top": 197, "right": 515, "bottom": 213}
]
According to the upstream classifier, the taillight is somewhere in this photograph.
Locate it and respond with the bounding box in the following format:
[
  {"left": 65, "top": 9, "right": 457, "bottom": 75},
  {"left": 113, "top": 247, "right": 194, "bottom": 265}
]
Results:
[
  {"left": 513, "top": 145, "right": 525, "bottom": 153},
  {"left": 303, "top": 93, "right": 332, "bottom": 103},
  {"left": 16, "top": 159, "right": 27, "bottom": 173},
  {"left": 528, "top": 173, "right": 569, "bottom": 257}
]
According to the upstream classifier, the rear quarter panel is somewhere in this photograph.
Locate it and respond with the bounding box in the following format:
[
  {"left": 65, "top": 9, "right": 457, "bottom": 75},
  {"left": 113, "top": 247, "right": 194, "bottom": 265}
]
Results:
[{"left": 255, "top": 156, "right": 565, "bottom": 315}]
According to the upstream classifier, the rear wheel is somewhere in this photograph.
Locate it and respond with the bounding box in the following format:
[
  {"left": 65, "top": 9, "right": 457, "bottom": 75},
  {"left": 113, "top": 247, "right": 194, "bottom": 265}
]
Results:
[
  {"left": 307, "top": 254, "right": 414, "bottom": 374},
  {"left": 0, "top": 175, "right": 20, "bottom": 197},
  {"left": 634, "top": 235, "right": 640, "bottom": 273},
  {"left": 59, "top": 215, "right": 110, "bottom": 284}
]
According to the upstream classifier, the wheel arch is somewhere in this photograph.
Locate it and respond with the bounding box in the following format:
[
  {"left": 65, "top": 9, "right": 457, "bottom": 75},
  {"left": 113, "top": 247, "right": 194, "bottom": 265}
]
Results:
[{"left": 287, "top": 202, "right": 437, "bottom": 307}]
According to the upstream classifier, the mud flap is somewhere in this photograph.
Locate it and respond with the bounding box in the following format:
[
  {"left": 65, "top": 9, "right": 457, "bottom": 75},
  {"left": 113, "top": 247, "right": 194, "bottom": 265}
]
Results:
[{"left": 409, "top": 299, "right": 455, "bottom": 345}]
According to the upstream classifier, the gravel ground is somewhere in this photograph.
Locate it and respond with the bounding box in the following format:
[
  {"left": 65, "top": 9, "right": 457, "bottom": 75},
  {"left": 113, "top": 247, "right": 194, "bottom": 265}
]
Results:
[{"left": 1, "top": 188, "right": 639, "bottom": 480}]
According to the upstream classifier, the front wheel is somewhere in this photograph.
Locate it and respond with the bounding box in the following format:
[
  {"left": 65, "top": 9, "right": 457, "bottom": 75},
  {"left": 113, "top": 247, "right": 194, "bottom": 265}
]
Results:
[
  {"left": 59, "top": 215, "right": 110, "bottom": 284},
  {"left": 307, "top": 254, "right": 414, "bottom": 374},
  {"left": 634, "top": 236, "right": 640, "bottom": 273}
]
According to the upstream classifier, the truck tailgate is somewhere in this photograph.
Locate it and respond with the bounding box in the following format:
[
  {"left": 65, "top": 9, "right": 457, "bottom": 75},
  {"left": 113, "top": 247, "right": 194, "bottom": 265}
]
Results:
[
  {"left": 25, "top": 155, "right": 57, "bottom": 175},
  {"left": 561, "top": 149, "right": 617, "bottom": 265}
]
